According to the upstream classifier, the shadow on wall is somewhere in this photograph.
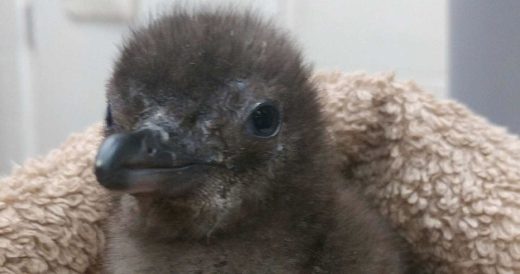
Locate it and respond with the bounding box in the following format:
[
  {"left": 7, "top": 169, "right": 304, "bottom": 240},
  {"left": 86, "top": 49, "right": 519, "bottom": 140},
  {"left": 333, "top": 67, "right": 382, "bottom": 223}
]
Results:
[{"left": 450, "top": 0, "right": 520, "bottom": 134}]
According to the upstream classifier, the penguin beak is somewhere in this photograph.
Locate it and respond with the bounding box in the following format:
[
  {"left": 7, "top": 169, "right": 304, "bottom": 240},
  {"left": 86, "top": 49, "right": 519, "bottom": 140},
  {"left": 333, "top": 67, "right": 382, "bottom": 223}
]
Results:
[{"left": 94, "top": 129, "right": 210, "bottom": 195}]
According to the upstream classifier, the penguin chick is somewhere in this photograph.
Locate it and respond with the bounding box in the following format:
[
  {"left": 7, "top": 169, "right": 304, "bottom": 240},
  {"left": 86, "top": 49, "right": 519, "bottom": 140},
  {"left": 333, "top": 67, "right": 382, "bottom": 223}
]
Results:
[{"left": 95, "top": 9, "right": 407, "bottom": 274}]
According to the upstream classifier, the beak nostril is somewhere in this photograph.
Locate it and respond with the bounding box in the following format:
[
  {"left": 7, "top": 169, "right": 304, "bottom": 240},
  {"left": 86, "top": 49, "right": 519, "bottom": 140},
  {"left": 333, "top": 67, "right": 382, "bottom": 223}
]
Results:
[{"left": 147, "top": 147, "right": 157, "bottom": 156}]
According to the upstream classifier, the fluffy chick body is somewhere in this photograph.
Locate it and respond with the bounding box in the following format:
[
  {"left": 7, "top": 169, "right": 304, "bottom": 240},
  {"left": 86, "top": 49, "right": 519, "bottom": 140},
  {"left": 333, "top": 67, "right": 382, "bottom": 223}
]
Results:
[{"left": 99, "top": 9, "right": 406, "bottom": 273}]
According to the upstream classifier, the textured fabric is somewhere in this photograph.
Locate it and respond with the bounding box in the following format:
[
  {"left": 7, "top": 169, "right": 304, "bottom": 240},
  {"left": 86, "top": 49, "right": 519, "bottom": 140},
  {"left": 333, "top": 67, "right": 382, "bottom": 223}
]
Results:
[
  {"left": 315, "top": 72, "right": 520, "bottom": 274},
  {"left": 1, "top": 72, "right": 519, "bottom": 273},
  {"left": 0, "top": 125, "right": 110, "bottom": 274}
]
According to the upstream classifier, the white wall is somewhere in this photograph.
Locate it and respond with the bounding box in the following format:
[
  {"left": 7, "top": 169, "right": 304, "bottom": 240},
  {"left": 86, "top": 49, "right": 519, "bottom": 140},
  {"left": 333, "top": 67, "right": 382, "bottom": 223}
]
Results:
[
  {"left": 285, "top": 0, "right": 447, "bottom": 96},
  {"left": 0, "top": 0, "right": 33, "bottom": 174},
  {"left": 30, "top": 0, "right": 129, "bottom": 156},
  {"left": 0, "top": 0, "right": 447, "bottom": 174}
]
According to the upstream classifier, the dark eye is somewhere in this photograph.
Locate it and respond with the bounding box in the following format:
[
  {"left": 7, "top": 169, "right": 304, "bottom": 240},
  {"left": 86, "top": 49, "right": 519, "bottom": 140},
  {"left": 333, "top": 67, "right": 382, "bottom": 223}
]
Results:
[
  {"left": 105, "top": 104, "right": 114, "bottom": 128},
  {"left": 247, "top": 102, "right": 281, "bottom": 138}
]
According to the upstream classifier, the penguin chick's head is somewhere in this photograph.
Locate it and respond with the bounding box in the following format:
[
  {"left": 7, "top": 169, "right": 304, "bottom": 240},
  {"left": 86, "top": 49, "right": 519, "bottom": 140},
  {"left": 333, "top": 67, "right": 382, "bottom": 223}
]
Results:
[{"left": 95, "top": 10, "right": 327, "bottom": 239}]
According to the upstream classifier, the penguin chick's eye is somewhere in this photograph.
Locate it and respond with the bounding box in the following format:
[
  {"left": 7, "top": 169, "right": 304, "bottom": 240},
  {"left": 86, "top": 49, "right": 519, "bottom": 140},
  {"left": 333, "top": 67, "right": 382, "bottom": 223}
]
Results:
[
  {"left": 105, "top": 104, "right": 114, "bottom": 128},
  {"left": 247, "top": 102, "right": 281, "bottom": 138}
]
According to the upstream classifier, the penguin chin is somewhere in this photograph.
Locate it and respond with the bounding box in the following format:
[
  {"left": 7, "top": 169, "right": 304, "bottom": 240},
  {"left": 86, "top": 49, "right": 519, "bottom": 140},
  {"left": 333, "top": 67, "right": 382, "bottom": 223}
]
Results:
[{"left": 127, "top": 180, "right": 246, "bottom": 240}]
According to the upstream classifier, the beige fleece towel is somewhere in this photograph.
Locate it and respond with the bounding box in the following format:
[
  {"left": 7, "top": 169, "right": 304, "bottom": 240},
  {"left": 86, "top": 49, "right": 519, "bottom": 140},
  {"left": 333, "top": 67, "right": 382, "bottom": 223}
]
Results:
[
  {"left": 0, "top": 72, "right": 519, "bottom": 273},
  {"left": 0, "top": 125, "right": 110, "bottom": 274},
  {"left": 315, "top": 72, "right": 520, "bottom": 274}
]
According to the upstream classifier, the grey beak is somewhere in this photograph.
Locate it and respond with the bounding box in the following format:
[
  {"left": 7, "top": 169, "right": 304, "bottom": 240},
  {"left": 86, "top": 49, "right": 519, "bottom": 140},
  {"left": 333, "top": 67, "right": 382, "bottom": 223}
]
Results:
[{"left": 94, "top": 129, "right": 206, "bottom": 195}]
